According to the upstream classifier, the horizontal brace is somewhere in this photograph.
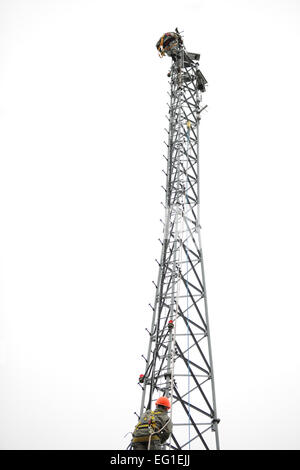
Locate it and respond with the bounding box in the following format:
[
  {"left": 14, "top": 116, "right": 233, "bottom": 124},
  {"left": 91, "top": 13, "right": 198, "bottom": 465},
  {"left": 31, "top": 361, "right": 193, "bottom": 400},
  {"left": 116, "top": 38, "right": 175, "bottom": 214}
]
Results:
[
  {"left": 173, "top": 333, "right": 206, "bottom": 337},
  {"left": 173, "top": 374, "right": 211, "bottom": 377},
  {"left": 173, "top": 422, "right": 212, "bottom": 427},
  {"left": 164, "top": 294, "right": 203, "bottom": 299}
]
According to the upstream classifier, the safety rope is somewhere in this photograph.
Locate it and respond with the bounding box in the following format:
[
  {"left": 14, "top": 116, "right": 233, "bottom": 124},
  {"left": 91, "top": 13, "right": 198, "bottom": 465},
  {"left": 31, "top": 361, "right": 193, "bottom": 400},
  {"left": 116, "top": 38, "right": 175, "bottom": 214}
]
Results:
[{"left": 147, "top": 418, "right": 171, "bottom": 450}]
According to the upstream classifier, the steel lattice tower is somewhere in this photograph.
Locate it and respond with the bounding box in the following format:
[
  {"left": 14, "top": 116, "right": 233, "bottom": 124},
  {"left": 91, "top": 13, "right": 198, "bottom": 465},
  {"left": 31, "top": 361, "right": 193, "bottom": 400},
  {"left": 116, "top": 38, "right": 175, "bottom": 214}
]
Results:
[{"left": 137, "top": 32, "right": 220, "bottom": 450}]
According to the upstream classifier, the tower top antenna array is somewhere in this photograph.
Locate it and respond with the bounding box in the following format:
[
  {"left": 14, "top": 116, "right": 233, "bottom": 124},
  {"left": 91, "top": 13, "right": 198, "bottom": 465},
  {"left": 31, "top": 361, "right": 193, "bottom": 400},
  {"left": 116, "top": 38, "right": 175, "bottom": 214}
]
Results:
[{"left": 156, "top": 29, "right": 208, "bottom": 92}]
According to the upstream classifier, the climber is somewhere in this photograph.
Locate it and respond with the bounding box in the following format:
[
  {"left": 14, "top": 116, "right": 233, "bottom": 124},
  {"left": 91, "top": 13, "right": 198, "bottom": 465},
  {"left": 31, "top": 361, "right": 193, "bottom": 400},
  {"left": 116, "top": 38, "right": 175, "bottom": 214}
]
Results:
[
  {"left": 131, "top": 397, "right": 173, "bottom": 450},
  {"left": 156, "top": 31, "right": 182, "bottom": 58}
]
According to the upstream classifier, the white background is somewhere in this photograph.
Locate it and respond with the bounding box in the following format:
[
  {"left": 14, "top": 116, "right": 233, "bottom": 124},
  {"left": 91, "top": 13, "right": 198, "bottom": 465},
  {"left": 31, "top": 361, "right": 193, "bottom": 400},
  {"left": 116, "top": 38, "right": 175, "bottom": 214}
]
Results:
[{"left": 0, "top": 0, "right": 300, "bottom": 450}]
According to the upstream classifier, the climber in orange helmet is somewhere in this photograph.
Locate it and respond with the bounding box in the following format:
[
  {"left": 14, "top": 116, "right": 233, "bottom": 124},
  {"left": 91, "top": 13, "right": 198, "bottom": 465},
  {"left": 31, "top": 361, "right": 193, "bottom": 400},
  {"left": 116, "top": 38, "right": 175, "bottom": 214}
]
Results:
[{"left": 131, "top": 397, "right": 173, "bottom": 450}]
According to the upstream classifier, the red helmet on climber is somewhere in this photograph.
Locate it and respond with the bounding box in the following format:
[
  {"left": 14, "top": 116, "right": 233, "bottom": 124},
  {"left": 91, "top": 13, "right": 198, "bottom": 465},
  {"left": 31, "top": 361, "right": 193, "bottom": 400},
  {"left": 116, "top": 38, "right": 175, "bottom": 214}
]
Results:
[{"left": 155, "top": 396, "right": 171, "bottom": 409}]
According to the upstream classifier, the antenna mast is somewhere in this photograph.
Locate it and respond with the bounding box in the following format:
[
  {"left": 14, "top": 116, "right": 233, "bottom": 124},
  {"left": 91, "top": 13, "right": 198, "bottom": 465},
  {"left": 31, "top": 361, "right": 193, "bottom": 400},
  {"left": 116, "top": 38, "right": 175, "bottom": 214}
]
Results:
[{"left": 137, "top": 30, "right": 220, "bottom": 450}]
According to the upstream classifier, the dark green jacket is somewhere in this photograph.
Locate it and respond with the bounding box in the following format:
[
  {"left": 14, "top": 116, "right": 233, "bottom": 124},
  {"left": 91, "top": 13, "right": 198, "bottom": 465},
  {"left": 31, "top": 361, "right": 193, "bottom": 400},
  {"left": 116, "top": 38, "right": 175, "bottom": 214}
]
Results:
[{"left": 133, "top": 407, "right": 172, "bottom": 444}]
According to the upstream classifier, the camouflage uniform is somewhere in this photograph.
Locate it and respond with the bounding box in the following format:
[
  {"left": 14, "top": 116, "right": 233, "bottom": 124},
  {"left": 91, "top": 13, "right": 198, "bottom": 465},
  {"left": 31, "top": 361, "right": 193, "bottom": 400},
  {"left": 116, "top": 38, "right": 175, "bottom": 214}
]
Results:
[{"left": 132, "top": 406, "right": 172, "bottom": 450}]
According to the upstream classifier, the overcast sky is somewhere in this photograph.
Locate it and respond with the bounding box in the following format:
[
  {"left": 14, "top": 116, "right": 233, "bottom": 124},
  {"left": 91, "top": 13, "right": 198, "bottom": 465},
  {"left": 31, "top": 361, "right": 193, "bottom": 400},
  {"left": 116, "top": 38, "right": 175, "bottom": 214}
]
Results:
[{"left": 1, "top": 0, "right": 300, "bottom": 450}]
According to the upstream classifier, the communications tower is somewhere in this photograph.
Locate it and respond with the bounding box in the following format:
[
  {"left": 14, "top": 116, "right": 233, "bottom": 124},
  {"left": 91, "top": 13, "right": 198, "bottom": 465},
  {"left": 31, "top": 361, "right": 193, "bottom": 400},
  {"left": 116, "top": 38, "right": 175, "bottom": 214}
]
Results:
[{"left": 136, "top": 30, "right": 220, "bottom": 450}]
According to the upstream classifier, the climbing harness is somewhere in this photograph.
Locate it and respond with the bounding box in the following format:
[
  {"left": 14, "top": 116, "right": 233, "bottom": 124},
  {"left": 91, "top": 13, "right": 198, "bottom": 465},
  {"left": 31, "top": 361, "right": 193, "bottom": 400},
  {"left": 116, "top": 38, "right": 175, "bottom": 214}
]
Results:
[
  {"left": 132, "top": 410, "right": 171, "bottom": 450},
  {"left": 147, "top": 415, "right": 171, "bottom": 450}
]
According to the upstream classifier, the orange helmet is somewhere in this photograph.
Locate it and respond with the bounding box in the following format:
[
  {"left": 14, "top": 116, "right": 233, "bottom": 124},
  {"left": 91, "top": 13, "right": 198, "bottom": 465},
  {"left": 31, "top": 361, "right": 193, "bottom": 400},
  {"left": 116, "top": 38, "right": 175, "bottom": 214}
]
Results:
[{"left": 155, "top": 396, "right": 171, "bottom": 409}]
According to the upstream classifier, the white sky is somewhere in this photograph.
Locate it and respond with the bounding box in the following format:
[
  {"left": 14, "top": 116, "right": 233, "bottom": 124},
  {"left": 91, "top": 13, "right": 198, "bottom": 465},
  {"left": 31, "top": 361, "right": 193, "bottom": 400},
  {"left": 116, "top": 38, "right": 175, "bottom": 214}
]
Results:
[{"left": 1, "top": 0, "right": 300, "bottom": 450}]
